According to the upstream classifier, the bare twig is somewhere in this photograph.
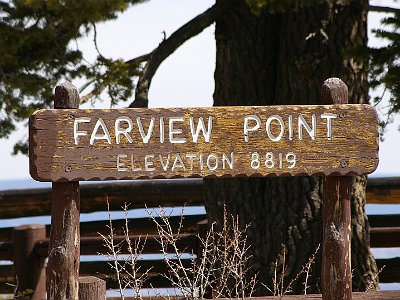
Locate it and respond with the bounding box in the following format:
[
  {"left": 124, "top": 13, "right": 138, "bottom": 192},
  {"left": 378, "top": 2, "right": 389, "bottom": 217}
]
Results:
[
  {"left": 122, "top": 203, "right": 150, "bottom": 298},
  {"left": 92, "top": 22, "right": 105, "bottom": 60},
  {"left": 147, "top": 205, "right": 256, "bottom": 299},
  {"left": 99, "top": 200, "right": 125, "bottom": 299},
  {"left": 365, "top": 264, "right": 385, "bottom": 292},
  {"left": 100, "top": 201, "right": 151, "bottom": 299},
  {"left": 261, "top": 244, "right": 320, "bottom": 297},
  {"left": 369, "top": 5, "right": 400, "bottom": 14}
]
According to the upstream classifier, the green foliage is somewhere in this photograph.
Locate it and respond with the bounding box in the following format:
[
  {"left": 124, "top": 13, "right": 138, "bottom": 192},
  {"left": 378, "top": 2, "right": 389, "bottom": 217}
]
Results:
[
  {"left": 82, "top": 57, "right": 139, "bottom": 106},
  {"left": 244, "top": 0, "right": 349, "bottom": 15},
  {"left": 368, "top": 12, "right": 400, "bottom": 133},
  {"left": 0, "top": 0, "right": 146, "bottom": 153}
]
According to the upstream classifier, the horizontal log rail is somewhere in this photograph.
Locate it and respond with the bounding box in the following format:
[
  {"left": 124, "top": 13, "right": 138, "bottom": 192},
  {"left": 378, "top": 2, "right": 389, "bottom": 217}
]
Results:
[
  {"left": 79, "top": 259, "right": 193, "bottom": 277},
  {"left": 368, "top": 214, "right": 400, "bottom": 228},
  {"left": 1, "top": 257, "right": 399, "bottom": 293},
  {"left": 81, "top": 259, "right": 193, "bottom": 289},
  {"left": 0, "top": 224, "right": 397, "bottom": 262},
  {"left": 376, "top": 257, "right": 400, "bottom": 283},
  {"left": 367, "top": 177, "right": 400, "bottom": 204},
  {"left": 0, "top": 214, "right": 398, "bottom": 249},
  {"left": 370, "top": 227, "right": 400, "bottom": 248},
  {"left": 0, "top": 241, "right": 12, "bottom": 261},
  {"left": 0, "top": 179, "right": 204, "bottom": 219},
  {"left": 0, "top": 177, "right": 399, "bottom": 220},
  {"left": 0, "top": 214, "right": 206, "bottom": 241},
  {"left": 34, "top": 233, "right": 197, "bottom": 257},
  {"left": 0, "top": 258, "right": 193, "bottom": 293}
]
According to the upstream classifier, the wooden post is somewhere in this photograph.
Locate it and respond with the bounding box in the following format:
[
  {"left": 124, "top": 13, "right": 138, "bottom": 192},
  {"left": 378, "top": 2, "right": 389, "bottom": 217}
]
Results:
[
  {"left": 321, "top": 78, "right": 352, "bottom": 300},
  {"left": 78, "top": 276, "right": 106, "bottom": 300},
  {"left": 13, "top": 224, "right": 46, "bottom": 300},
  {"left": 47, "top": 82, "right": 81, "bottom": 300}
]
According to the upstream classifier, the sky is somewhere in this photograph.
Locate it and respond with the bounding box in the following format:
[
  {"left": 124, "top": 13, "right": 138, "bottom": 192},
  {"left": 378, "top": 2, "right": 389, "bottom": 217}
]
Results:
[{"left": 1, "top": 0, "right": 400, "bottom": 183}]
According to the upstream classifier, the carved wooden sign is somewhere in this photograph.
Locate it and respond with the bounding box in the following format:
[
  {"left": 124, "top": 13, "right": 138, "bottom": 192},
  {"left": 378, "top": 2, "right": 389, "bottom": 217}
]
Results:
[{"left": 29, "top": 105, "right": 379, "bottom": 182}]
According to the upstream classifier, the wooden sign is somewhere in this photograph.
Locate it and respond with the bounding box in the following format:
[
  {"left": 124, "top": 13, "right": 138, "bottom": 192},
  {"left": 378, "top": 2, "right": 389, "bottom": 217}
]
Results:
[{"left": 29, "top": 105, "right": 379, "bottom": 182}]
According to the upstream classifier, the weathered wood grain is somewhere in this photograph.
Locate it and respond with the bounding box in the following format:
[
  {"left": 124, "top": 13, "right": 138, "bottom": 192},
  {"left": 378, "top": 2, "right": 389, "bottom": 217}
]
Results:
[
  {"left": 29, "top": 104, "right": 379, "bottom": 181},
  {"left": 1, "top": 176, "right": 399, "bottom": 222},
  {"left": 46, "top": 82, "right": 80, "bottom": 300},
  {"left": 370, "top": 227, "right": 400, "bottom": 247},
  {"left": 35, "top": 234, "right": 197, "bottom": 257},
  {"left": 368, "top": 214, "right": 400, "bottom": 227},
  {"left": 13, "top": 225, "right": 46, "bottom": 300},
  {"left": 376, "top": 257, "right": 400, "bottom": 283},
  {"left": 367, "top": 177, "right": 400, "bottom": 204},
  {"left": 0, "top": 179, "right": 203, "bottom": 220},
  {"left": 321, "top": 78, "right": 352, "bottom": 300},
  {"left": 0, "top": 241, "right": 12, "bottom": 260},
  {"left": 78, "top": 277, "right": 106, "bottom": 300},
  {"left": 1, "top": 258, "right": 399, "bottom": 293}
]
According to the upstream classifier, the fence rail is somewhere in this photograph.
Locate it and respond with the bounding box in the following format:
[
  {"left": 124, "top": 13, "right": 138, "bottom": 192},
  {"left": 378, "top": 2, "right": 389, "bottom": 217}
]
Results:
[{"left": 1, "top": 177, "right": 400, "bottom": 220}]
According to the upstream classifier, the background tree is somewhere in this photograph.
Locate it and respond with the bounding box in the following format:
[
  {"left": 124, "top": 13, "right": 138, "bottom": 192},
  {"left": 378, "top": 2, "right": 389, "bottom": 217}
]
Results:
[
  {"left": 205, "top": 0, "right": 376, "bottom": 294},
  {"left": 1, "top": 0, "right": 400, "bottom": 295}
]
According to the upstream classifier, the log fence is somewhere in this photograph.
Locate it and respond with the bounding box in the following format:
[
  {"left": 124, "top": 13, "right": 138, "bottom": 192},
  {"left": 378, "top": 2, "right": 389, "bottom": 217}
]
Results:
[{"left": 0, "top": 177, "right": 400, "bottom": 298}]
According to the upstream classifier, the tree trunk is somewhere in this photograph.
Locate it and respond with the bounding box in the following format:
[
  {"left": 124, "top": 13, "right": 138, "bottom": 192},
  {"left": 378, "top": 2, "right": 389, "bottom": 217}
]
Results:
[{"left": 204, "top": 0, "right": 377, "bottom": 295}]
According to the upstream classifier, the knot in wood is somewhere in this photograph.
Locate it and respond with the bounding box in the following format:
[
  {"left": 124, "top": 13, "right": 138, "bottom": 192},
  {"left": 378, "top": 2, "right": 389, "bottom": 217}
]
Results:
[
  {"left": 48, "top": 245, "right": 67, "bottom": 264},
  {"left": 328, "top": 222, "right": 341, "bottom": 241}
]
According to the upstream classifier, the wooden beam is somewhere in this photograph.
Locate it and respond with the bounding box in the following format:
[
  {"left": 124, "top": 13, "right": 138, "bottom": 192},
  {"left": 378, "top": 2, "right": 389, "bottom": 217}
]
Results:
[
  {"left": 78, "top": 214, "right": 206, "bottom": 237},
  {"left": 370, "top": 227, "right": 400, "bottom": 247},
  {"left": 0, "top": 179, "right": 203, "bottom": 219},
  {"left": 46, "top": 82, "right": 81, "bottom": 300},
  {"left": 366, "top": 177, "right": 400, "bottom": 204},
  {"left": 1, "top": 176, "right": 400, "bottom": 221},
  {"left": 35, "top": 234, "right": 197, "bottom": 257},
  {"left": 368, "top": 214, "right": 400, "bottom": 228},
  {"left": 13, "top": 224, "right": 46, "bottom": 300},
  {"left": 78, "top": 276, "right": 106, "bottom": 300},
  {"left": 376, "top": 257, "right": 400, "bottom": 283},
  {"left": 321, "top": 78, "right": 352, "bottom": 300},
  {"left": 0, "top": 241, "right": 12, "bottom": 260}
]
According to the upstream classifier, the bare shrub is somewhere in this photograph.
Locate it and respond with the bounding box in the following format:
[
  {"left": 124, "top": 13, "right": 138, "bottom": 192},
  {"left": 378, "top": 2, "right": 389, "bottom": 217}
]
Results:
[
  {"left": 263, "top": 244, "right": 320, "bottom": 298},
  {"left": 100, "top": 202, "right": 151, "bottom": 300},
  {"left": 102, "top": 204, "right": 321, "bottom": 299},
  {"left": 148, "top": 206, "right": 257, "bottom": 299}
]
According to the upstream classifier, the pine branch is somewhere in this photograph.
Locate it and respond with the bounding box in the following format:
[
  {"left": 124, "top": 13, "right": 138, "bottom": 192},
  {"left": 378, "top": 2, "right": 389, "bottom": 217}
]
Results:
[
  {"left": 128, "top": 0, "right": 240, "bottom": 108},
  {"left": 126, "top": 53, "right": 151, "bottom": 66},
  {"left": 369, "top": 5, "right": 400, "bottom": 14}
]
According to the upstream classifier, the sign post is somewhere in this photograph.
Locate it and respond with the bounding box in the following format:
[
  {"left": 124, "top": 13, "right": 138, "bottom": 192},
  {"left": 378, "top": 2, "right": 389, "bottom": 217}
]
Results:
[
  {"left": 43, "top": 82, "right": 80, "bottom": 300},
  {"left": 29, "top": 78, "right": 379, "bottom": 300},
  {"left": 321, "top": 78, "right": 352, "bottom": 300}
]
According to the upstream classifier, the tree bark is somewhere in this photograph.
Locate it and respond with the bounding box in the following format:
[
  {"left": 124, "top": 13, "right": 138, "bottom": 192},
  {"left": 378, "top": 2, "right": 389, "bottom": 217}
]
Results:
[{"left": 204, "top": 0, "right": 377, "bottom": 295}]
